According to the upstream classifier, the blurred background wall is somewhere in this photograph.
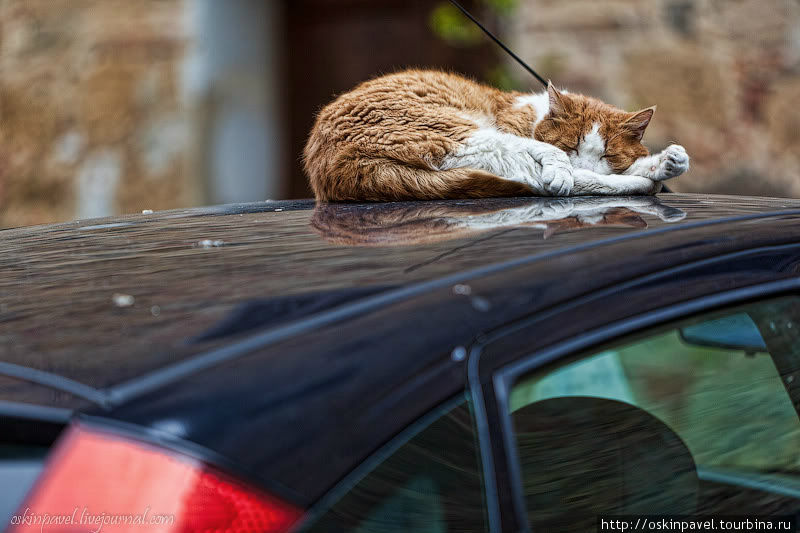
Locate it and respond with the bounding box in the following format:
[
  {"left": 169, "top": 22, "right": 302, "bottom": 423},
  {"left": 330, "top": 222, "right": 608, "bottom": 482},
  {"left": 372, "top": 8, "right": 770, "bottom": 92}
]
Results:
[
  {"left": 509, "top": 0, "right": 800, "bottom": 199},
  {"left": 0, "top": 0, "right": 196, "bottom": 227},
  {"left": 0, "top": 0, "right": 799, "bottom": 228}
]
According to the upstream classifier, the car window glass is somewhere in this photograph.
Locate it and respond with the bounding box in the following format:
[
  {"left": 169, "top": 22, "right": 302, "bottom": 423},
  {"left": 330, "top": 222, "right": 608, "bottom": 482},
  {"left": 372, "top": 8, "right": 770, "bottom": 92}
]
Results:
[
  {"left": 303, "top": 395, "right": 487, "bottom": 533},
  {"left": 508, "top": 296, "right": 800, "bottom": 531}
]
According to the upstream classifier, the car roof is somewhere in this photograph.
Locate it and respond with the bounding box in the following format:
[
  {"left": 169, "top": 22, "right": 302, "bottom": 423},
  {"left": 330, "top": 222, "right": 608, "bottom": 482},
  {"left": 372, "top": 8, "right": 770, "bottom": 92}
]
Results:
[
  {"left": 1, "top": 193, "right": 799, "bottom": 409},
  {"left": 3, "top": 192, "right": 800, "bottom": 504}
]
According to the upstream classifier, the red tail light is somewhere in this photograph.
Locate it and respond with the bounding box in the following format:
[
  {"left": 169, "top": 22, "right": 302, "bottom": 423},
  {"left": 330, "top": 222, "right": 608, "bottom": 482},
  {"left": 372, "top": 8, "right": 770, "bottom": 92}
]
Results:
[{"left": 9, "top": 423, "right": 303, "bottom": 533}]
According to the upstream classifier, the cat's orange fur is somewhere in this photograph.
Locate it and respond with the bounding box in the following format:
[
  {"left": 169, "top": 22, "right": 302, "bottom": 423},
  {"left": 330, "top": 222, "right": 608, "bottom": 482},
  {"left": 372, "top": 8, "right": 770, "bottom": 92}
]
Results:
[{"left": 304, "top": 70, "right": 672, "bottom": 202}]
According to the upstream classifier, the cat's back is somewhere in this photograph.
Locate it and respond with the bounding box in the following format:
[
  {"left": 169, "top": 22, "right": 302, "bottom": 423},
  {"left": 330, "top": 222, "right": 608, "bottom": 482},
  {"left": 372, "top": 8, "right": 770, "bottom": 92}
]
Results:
[
  {"left": 316, "top": 70, "right": 501, "bottom": 130},
  {"left": 344, "top": 69, "right": 494, "bottom": 106},
  {"left": 304, "top": 70, "right": 527, "bottom": 201}
]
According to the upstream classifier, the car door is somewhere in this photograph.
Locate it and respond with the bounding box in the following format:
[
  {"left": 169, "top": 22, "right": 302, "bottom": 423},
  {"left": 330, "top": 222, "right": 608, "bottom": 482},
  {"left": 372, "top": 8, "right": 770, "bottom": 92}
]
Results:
[{"left": 476, "top": 252, "right": 800, "bottom": 532}]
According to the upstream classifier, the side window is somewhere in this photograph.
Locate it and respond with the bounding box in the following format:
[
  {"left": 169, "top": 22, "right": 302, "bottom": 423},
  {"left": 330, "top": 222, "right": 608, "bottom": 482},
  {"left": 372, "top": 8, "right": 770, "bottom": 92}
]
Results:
[
  {"left": 507, "top": 296, "right": 800, "bottom": 532},
  {"left": 304, "top": 396, "right": 487, "bottom": 533}
]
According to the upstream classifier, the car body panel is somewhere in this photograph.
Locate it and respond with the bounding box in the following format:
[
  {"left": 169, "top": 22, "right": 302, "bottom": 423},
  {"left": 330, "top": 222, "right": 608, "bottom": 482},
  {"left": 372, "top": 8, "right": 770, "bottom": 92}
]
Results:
[
  {"left": 2, "top": 193, "right": 800, "bottom": 508},
  {"left": 2, "top": 193, "right": 798, "bottom": 392},
  {"left": 94, "top": 205, "right": 800, "bottom": 504}
]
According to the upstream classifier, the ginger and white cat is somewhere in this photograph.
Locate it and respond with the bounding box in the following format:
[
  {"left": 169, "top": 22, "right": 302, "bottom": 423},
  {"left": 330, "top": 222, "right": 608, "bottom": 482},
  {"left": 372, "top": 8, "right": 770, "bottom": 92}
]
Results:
[{"left": 304, "top": 70, "right": 689, "bottom": 202}]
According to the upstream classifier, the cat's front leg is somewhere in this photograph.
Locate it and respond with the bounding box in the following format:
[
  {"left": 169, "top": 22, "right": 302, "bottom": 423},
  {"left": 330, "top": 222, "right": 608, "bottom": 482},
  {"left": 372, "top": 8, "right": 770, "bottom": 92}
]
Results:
[
  {"left": 571, "top": 168, "right": 661, "bottom": 196},
  {"left": 440, "top": 131, "right": 573, "bottom": 196},
  {"left": 525, "top": 140, "right": 574, "bottom": 196},
  {"left": 625, "top": 144, "right": 690, "bottom": 181}
]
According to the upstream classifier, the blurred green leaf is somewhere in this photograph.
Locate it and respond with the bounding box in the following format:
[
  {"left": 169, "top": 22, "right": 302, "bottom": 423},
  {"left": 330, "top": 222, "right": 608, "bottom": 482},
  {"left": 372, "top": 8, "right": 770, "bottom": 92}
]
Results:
[
  {"left": 429, "top": 2, "right": 483, "bottom": 47},
  {"left": 429, "top": 0, "right": 523, "bottom": 87}
]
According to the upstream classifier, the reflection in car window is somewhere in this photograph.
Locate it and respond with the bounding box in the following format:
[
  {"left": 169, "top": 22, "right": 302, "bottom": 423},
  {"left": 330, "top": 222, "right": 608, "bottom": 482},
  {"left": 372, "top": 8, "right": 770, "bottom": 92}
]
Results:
[
  {"left": 304, "top": 395, "right": 486, "bottom": 533},
  {"left": 509, "top": 296, "right": 800, "bottom": 531}
]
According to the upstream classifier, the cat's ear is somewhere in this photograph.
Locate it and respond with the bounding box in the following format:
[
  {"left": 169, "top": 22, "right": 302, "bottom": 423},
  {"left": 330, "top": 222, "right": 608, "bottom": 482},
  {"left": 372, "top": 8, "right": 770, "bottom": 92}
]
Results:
[
  {"left": 622, "top": 106, "right": 656, "bottom": 141},
  {"left": 547, "top": 81, "right": 568, "bottom": 116}
]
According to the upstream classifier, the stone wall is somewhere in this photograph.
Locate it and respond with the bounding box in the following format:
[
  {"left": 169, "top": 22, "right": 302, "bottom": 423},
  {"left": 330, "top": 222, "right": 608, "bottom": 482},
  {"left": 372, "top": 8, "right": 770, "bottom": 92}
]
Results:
[
  {"left": 0, "top": 0, "right": 196, "bottom": 228},
  {"left": 4, "top": 0, "right": 797, "bottom": 229},
  {"left": 509, "top": 0, "right": 800, "bottom": 197}
]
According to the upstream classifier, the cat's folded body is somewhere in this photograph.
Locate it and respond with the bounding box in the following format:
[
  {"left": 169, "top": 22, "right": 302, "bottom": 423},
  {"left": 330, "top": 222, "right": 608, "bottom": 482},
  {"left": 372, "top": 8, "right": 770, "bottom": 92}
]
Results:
[{"left": 304, "top": 70, "right": 689, "bottom": 202}]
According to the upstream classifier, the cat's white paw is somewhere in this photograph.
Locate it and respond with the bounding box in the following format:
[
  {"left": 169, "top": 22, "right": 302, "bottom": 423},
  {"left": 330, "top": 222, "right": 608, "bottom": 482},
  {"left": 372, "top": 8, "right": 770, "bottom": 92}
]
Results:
[
  {"left": 539, "top": 153, "right": 574, "bottom": 196},
  {"left": 653, "top": 145, "right": 689, "bottom": 181}
]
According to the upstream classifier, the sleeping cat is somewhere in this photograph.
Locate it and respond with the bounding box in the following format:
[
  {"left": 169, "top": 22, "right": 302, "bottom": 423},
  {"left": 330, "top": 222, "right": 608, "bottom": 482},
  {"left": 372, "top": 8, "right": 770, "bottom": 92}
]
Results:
[{"left": 304, "top": 70, "right": 689, "bottom": 201}]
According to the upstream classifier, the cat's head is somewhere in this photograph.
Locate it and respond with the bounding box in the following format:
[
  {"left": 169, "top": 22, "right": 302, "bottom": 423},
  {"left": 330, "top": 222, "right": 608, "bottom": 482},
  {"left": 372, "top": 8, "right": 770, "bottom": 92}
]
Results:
[{"left": 535, "top": 82, "right": 654, "bottom": 174}]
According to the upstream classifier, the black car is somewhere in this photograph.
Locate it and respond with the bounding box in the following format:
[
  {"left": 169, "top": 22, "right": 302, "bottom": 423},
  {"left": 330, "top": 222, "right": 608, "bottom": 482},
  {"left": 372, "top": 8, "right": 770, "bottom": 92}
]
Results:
[{"left": 2, "top": 193, "right": 800, "bottom": 533}]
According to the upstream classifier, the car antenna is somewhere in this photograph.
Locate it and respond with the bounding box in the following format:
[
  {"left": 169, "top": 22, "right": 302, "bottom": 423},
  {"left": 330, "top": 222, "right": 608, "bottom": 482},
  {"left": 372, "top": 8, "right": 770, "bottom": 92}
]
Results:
[
  {"left": 448, "top": 1, "right": 674, "bottom": 193},
  {"left": 447, "top": 0, "right": 548, "bottom": 88}
]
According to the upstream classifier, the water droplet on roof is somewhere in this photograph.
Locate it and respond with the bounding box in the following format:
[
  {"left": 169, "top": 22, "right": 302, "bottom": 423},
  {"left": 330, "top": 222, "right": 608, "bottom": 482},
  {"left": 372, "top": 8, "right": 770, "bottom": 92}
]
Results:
[
  {"left": 112, "top": 293, "right": 135, "bottom": 307},
  {"left": 197, "top": 239, "right": 224, "bottom": 248},
  {"left": 453, "top": 284, "right": 472, "bottom": 295},
  {"left": 451, "top": 346, "right": 467, "bottom": 362}
]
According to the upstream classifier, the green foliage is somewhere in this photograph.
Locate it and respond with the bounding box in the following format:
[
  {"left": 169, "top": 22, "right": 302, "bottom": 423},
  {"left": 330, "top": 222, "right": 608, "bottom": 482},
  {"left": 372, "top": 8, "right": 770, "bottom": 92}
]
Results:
[
  {"left": 429, "top": 3, "right": 483, "bottom": 47},
  {"left": 429, "top": 0, "right": 526, "bottom": 89},
  {"left": 429, "top": 0, "right": 518, "bottom": 47}
]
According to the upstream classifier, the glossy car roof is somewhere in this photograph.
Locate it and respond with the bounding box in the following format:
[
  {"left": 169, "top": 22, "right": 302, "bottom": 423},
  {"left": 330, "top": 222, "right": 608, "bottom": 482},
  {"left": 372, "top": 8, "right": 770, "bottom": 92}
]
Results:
[
  {"left": 1, "top": 193, "right": 800, "bottom": 409},
  {"left": 4, "top": 192, "right": 800, "bottom": 504}
]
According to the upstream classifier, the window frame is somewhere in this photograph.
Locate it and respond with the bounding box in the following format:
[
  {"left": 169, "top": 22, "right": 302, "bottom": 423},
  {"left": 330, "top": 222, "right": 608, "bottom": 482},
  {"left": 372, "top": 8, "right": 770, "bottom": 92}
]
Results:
[
  {"left": 293, "top": 391, "right": 491, "bottom": 533},
  {"left": 485, "top": 279, "right": 800, "bottom": 533}
]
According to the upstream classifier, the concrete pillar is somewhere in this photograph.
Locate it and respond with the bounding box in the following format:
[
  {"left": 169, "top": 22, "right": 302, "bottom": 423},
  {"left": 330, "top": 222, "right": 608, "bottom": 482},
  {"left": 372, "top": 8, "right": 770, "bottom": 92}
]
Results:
[{"left": 182, "top": 0, "right": 285, "bottom": 204}]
